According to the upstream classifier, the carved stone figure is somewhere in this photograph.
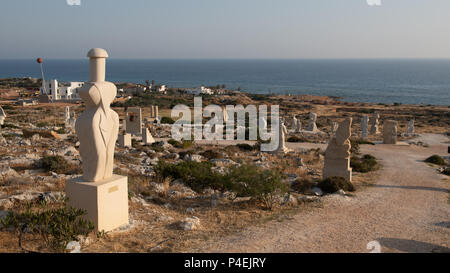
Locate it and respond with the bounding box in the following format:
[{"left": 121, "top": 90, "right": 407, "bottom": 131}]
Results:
[
  {"left": 0, "top": 106, "right": 6, "bottom": 126},
  {"left": 275, "top": 119, "right": 290, "bottom": 154},
  {"left": 75, "top": 48, "right": 119, "bottom": 182},
  {"left": 323, "top": 118, "right": 352, "bottom": 182},
  {"left": 295, "top": 118, "right": 302, "bottom": 133},
  {"left": 306, "top": 112, "right": 318, "bottom": 132},
  {"left": 383, "top": 120, "right": 398, "bottom": 144},
  {"left": 125, "top": 107, "right": 142, "bottom": 135},
  {"left": 407, "top": 120, "right": 415, "bottom": 135},
  {"left": 142, "top": 127, "right": 155, "bottom": 145},
  {"left": 361, "top": 115, "right": 369, "bottom": 140},
  {"left": 331, "top": 122, "right": 338, "bottom": 134},
  {"left": 370, "top": 113, "right": 380, "bottom": 135}
]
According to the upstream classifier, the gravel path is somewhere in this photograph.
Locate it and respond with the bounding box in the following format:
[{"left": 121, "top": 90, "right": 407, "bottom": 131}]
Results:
[{"left": 195, "top": 133, "right": 450, "bottom": 253}]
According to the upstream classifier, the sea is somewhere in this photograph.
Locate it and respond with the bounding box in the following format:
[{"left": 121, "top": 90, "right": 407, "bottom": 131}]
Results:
[{"left": 0, "top": 59, "right": 449, "bottom": 106}]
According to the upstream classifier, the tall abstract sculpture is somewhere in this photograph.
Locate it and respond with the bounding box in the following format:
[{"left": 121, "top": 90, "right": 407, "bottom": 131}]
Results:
[
  {"left": 76, "top": 48, "right": 119, "bottom": 182},
  {"left": 323, "top": 118, "right": 352, "bottom": 182},
  {"left": 67, "top": 48, "right": 128, "bottom": 232}
]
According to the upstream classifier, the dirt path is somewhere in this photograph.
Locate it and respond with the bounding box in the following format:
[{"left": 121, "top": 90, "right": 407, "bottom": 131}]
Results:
[{"left": 194, "top": 133, "right": 450, "bottom": 253}]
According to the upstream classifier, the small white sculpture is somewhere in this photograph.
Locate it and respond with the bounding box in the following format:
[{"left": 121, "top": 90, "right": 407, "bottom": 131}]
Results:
[
  {"left": 274, "top": 119, "right": 290, "bottom": 154},
  {"left": 407, "top": 120, "right": 415, "bottom": 135},
  {"left": 306, "top": 112, "right": 318, "bottom": 132},
  {"left": 370, "top": 113, "right": 380, "bottom": 135},
  {"left": 75, "top": 48, "right": 119, "bottom": 182},
  {"left": 0, "top": 106, "right": 6, "bottom": 126}
]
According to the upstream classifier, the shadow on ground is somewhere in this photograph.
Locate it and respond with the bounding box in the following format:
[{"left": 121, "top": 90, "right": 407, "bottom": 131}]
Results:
[
  {"left": 378, "top": 238, "right": 450, "bottom": 253},
  {"left": 374, "top": 184, "right": 449, "bottom": 193}
]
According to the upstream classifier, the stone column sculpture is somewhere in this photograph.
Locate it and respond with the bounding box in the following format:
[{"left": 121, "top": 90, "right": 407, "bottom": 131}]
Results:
[
  {"left": 0, "top": 106, "right": 6, "bottom": 126},
  {"left": 370, "top": 113, "right": 380, "bottom": 135},
  {"left": 295, "top": 119, "right": 302, "bottom": 133},
  {"left": 383, "top": 120, "right": 398, "bottom": 144},
  {"left": 323, "top": 117, "right": 352, "bottom": 182},
  {"left": 307, "top": 112, "right": 318, "bottom": 132},
  {"left": 361, "top": 114, "right": 369, "bottom": 140},
  {"left": 274, "top": 119, "right": 290, "bottom": 154},
  {"left": 407, "top": 120, "right": 415, "bottom": 135},
  {"left": 331, "top": 122, "right": 338, "bottom": 134},
  {"left": 66, "top": 48, "right": 128, "bottom": 232}
]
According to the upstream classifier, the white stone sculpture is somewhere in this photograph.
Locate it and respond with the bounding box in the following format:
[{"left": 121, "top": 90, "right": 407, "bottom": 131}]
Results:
[
  {"left": 306, "top": 112, "right": 318, "bottom": 132},
  {"left": 75, "top": 48, "right": 119, "bottom": 182},
  {"left": 361, "top": 114, "right": 369, "bottom": 140},
  {"left": 295, "top": 118, "right": 302, "bottom": 133},
  {"left": 274, "top": 119, "right": 290, "bottom": 154},
  {"left": 0, "top": 106, "right": 6, "bottom": 126},
  {"left": 383, "top": 120, "right": 397, "bottom": 144},
  {"left": 118, "top": 131, "right": 132, "bottom": 147},
  {"left": 323, "top": 117, "right": 352, "bottom": 182},
  {"left": 370, "top": 113, "right": 380, "bottom": 135},
  {"left": 142, "top": 127, "right": 155, "bottom": 145},
  {"left": 67, "top": 48, "right": 128, "bottom": 232}
]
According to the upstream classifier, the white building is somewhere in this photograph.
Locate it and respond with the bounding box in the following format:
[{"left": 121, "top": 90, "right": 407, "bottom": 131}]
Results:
[
  {"left": 185, "top": 86, "right": 213, "bottom": 95},
  {"left": 40, "top": 79, "right": 84, "bottom": 100}
]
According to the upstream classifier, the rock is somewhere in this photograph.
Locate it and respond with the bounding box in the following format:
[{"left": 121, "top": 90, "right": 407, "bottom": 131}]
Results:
[
  {"left": 0, "top": 164, "right": 19, "bottom": 179},
  {"left": 19, "top": 139, "right": 31, "bottom": 146},
  {"left": 149, "top": 182, "right": 166, "bottom": 194},
  {"left": 297, "top": 195, "right": 320, "bottom": 203},
  {"left": 38, "top": 192, "right": 65, "bottom": 203},
  {"left": 0, "top": 199, "right": 13, "bottom": 210},
  {"left": 76, "top": 235, "right": 92, "bottom": 247},
  {"left": 179, "top": 216, "right": 201, "bottom": 231},
  {"left": 336, "top": 189, "right": 346, "bottom": 196},
  {"left": 311, "top": 187, "right": 324, "bottom": 196},
  {"left": 154, "top": 215, "right": 174, "bottom": 222},
  {"left": 186, "top": 207, "right": 195, "bottom": 213},
  {"left": 10, "top": 191, "right": 40, "bottom": 202},
  {"left": 65, "top": 241, "right": 81, "bottom": 253},
  {"left": 184, "top": 154, "right": 203, "bottom": 162},
  {"left": 282, "top": 194, "right": 298, "bottom": 206}
]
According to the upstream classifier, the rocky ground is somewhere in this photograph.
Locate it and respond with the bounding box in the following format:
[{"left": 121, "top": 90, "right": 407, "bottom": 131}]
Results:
[{"left": 0, "top": 93, "right": 449, "bottom": 253}]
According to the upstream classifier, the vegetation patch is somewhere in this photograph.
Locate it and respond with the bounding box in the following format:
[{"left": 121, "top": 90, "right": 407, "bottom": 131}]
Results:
[
  {"left": 317, "top": 176, "right": 355, "bottom": 194},
  {"left": 0, "top": 201, "right": 94, "bottom": 253},
  {"left": 290, "top": 178, "right": 316, "bottom": 194},
  {"left": 351, "top": 154, "right": 379, "bottom": 173},
  {"left": 39, "top": 155, "right": 78, "bottom": 175},
  {"left": 425, "top": 155, "right": 445, "bottom": 166}
]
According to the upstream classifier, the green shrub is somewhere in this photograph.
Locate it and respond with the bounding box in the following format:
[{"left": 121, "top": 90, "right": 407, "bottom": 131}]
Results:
[
  {"left": 225, "top": 164, "right": 288, "bottom": 210},
  {"left": 40, "top": 155, "right": 74, "bottom": 174},
  {"left": 160, "top": 116, "right": 175, "bottom": 124},
  {"left": 351, "top": 154, "right": 379, "bottom": 173},
  {"left": 0, "top": 202, "right": 94, "bottom": 253},
  {"left": 425, "top": 155, "right": 445, "bottom": 166},
  {"left": 154, "top": 160, "right": 223, "bottom": 192},
  {"left": 317, "top": 176, "right": 355, "bottom": 194},
  {"left": 168, "top": 139, "right": 193, "bottom": 149}
]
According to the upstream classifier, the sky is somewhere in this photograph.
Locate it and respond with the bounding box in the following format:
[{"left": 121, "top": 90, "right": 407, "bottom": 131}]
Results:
[{"left": 0, "top": 0, "right": 449, "bottom": 59}]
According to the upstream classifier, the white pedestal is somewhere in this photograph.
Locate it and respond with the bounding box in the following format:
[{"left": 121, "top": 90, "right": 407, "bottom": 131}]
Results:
[{"left": 66, "top": 175, "right": 129, "bottom": 232}]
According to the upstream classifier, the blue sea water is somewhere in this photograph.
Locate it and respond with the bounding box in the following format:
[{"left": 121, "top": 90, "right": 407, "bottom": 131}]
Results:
[{"left": 0, "top": 59, "right": 449, "bottom": 106}]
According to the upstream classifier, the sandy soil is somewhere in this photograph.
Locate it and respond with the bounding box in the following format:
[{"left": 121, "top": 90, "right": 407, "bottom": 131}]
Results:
[{"left": 194, "top": 133, "right": 450, "bottom": 253}]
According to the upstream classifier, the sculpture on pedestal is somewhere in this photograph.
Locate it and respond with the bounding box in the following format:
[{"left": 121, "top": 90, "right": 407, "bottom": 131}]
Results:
[
  {"left": 383, "top": 120, "right": 398, "bottom": 144},
  {"left": 306, "top": 112, "right": 318, "bottom": 132},
  {"left": 361, "top": 115, "right": 369, "bottom": 140},
  {"left": 323, "top": 118, "right": 352, "bottom": 182},
  {"left": 75, "top": 48, "right": 119, "bottom": 182}
]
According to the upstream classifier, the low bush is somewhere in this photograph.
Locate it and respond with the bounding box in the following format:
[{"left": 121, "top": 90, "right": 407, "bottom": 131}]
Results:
[
  {"left": 0, "top": 202, "right": 94, "bottom": 253},
  {"left": 351, "top": 154, "right": 379, "bottom": 173},
  {"left": 287, "top": 136, "right": 307, "bottom": 143},
  {"left": 160, "top": 116, "right": 175, "bottom": 124},
  {"left": 442, "top": 168, "right": 450, "bottom": 176},
  {"left": 200, "top": 150, "right": 223, "bottom": 160},
  {"left": 39, "top": 155, "right": 75, "bottom": 174},
  {"left": 291, "top": 178, "right": 316, "bottom": 193},
  {"left": 155, "top": 161, "right": 287, "bottom": 209},
  {"left": 425, "top": 155, "right": 445, "bottom": 166},
  {"left": 317, "top": 176, "right": 355, "bottom": 194}
]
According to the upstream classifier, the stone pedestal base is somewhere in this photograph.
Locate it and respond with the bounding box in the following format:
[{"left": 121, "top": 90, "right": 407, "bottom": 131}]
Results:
[
  {"left": 66, "top": 175, "right": 129, "bottom": 232},
  {"left": 118, "top": 134, "right": 131, "bottom": 147},
  {"left": 323, "top": 159, "right": 352, "bottom": 182}
]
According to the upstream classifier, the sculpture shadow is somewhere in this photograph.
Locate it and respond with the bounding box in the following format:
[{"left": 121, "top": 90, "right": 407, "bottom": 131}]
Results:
[
  {"left": 378, "top": 238, "right": 450, "bottom": 253},
  {"left": 373, "top": 184, "right": 449, "bottom": 193}
]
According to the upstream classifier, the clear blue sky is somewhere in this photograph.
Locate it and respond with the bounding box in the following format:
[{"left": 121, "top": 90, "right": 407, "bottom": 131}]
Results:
[{"left": 1, "top": 0, "right": 449, "bottom": 59}]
